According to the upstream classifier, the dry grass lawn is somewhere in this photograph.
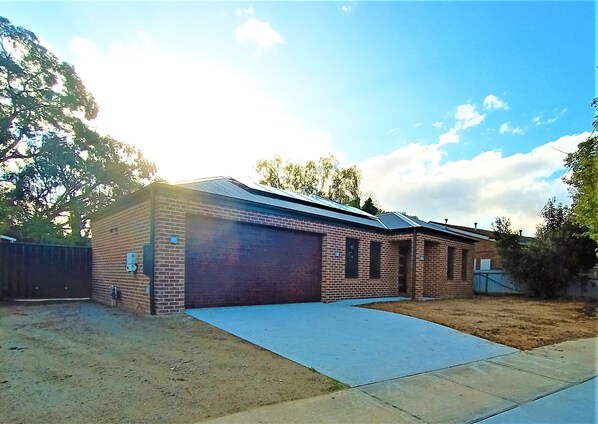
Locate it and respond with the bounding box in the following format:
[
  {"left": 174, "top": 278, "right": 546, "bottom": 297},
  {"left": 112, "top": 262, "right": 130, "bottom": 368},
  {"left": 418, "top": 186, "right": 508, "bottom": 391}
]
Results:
[
  {"left": 363, "top": 295, "right": 597, "bottom": 350},
  {"left": 0, "top": 301, "right": 344, "bottom": 424}
]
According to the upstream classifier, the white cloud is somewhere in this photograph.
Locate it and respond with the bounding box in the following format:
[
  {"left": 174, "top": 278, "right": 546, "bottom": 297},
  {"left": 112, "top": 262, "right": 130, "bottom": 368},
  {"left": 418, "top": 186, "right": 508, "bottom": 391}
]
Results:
[
  {"left": 432, "top": 121, "right": 443, "bottom": 128},
  {"left": 483, "top": 94, "right": 510, "bottom": 111},
  {"left": 235, "top": 7, "right": 254, "bottom": 17},
  {"left": 438, "top": 128, "right": 459, "bottom": 145},
  {"left": 69, "top": 33, "right": 332, "bottom": 182},
  {"left": 435, "top": 103, "right": 484, "bottom": 145},
  {"left": 341, "top": 2, "right": 357, "bottom": 13},
  {"left": 532, "top": 109, "right": 567, "bottom": 126},
  {"left": 499, "top": 122, "right": 525, "bottom": 135},
  {"left": 235, "top": 18, "right": 284, "bottom": 50},
  {"left": 413, "top": 122, "right": 422, "bottom": 128},
  {"left": 361, "top": 132, "right": 589, "bottom": 235},
  {"left": 388, "top": 128, "right": 398, "bottom": 134},
  {"left": 455, "top": 103, "right": 486, "bottom": 130}
]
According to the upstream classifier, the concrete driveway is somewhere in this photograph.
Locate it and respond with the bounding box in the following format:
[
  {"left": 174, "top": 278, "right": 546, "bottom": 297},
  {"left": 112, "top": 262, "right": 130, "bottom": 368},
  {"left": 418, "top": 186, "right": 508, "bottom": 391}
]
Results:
[{"left": 186, "top": 298, "right": 516, "bottom": 386}]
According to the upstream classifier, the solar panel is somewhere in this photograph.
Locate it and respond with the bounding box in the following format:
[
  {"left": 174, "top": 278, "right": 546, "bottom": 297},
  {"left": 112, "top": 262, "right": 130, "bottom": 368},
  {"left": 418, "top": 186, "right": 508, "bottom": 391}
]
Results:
[{"left": 242, "top": 180, "right": 374, "bottom": 218}]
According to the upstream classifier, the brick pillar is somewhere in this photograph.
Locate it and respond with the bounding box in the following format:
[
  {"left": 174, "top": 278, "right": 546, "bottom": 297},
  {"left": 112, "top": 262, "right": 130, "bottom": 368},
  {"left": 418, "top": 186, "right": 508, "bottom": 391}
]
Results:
[{"left": 414, "top": 234, "right": 425, "bottom": 300}]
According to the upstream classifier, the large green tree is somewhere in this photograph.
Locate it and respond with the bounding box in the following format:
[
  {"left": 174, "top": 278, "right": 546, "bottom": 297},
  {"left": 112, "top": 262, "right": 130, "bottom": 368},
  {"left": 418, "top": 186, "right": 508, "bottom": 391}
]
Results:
[
  {"left": 256, "top": 155, "right": 380, "bottom": 211},
  {"left": 564, "top": 98, "right": 598, "bottom": 248},
  {"left": 0, "top": 17, "right": 97, "bottom": 164},
  {"left": 493, "top": 199, "right": 597, "bottom": 298},
  {"left": 0, "top": 16, "right": 156, "bottom": 244}
]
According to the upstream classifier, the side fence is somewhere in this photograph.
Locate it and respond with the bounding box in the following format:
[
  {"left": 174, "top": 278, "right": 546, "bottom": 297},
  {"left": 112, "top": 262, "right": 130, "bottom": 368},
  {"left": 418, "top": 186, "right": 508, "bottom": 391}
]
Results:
[
  {"left": 474, "top": 270, "right": 520, "bottom": 295},
  {"left": 0, "top": 242, "right": 91, "bottom": 299},
  {"left": 474, "top": 269, "right": 598, "bottom": 299}
]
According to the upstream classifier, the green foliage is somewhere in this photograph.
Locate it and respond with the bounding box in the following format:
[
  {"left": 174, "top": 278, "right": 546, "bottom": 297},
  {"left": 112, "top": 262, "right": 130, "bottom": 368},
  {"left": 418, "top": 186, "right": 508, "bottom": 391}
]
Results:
[
  {"left": 0, "top": 16, "right": 157, "bottom": 243},
  {"left": 493, "top": 199, "right": 597, "bottom": 299},
  {"left": 0, "top": 16, "right": 98, "bottom": 163},
  {"left": 361, "top": 197, "right": 379, "bottom": 215},
  {"left": 256, "top": 154, "right": 382, "bottom": 213},
  {"left": 564, "top": 127, "right": 597, "bottom": 249}
]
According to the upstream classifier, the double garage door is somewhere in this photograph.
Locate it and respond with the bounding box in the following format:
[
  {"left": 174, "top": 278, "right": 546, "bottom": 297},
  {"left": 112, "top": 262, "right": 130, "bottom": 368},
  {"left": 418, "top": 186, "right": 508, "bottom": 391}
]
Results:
[{"left": 185, "top": 215, "right": 322, "bottom": 308}]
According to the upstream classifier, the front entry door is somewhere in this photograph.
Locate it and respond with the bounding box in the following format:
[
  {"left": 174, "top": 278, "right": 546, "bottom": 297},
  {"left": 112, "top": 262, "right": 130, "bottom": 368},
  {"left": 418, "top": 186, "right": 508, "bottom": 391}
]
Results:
[{"left": 398, "top": 245, "right": 409, "bottom": 293}]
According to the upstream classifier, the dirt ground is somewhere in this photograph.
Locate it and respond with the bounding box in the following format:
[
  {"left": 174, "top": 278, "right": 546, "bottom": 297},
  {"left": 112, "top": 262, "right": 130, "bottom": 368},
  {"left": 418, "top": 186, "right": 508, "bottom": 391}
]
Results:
[
  {"left": 363, "top": 295, "right": 598, "bottom": 350},
  {"left": 0, "top": 301, "right": 344, "bottom": 424}
]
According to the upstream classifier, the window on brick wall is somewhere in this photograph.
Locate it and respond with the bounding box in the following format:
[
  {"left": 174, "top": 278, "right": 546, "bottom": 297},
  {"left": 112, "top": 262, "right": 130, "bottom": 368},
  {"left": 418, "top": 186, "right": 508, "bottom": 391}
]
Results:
[
  {"left": 345, "top": 238, "right": 359, "bottom": 278},
  {"left": 369, "top": 241, "right": 381, "bottom": 279},
  {"left": 461, "top": 249, "right": 469, "bottom": 280},
  {"left": 447, "top": 247, "right": 455, "bottom": 280}
]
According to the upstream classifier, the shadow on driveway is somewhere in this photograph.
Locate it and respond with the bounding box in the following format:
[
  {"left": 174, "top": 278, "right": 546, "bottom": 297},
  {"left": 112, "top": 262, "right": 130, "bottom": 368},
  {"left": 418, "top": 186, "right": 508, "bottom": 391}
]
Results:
[{"left": 187, "top": 298, "right": 517, "bottom": 386}]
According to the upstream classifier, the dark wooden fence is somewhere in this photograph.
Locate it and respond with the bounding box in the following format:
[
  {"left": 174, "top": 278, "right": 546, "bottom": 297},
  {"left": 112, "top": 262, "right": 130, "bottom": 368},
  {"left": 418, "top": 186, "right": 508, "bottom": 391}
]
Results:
[{"left": 0, "top": 242, "right": 91, "bottom": 299}]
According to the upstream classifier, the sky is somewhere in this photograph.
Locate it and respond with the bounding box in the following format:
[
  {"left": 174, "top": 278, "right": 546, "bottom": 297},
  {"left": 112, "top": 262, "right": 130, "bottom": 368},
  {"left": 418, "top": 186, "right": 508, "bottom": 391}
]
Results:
[{"left": 2, "top": 1, "right": 595, "bottom": 234}]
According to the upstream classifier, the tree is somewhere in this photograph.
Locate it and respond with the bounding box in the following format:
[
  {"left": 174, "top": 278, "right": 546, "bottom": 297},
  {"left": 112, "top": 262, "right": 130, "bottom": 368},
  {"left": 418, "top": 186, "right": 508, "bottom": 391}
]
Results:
[
  {"left": 564, "top": 99, "right": 598, "bottom": 249},
  {"left": 0, "top": 17, "right": 97, "bottom": 164},
  {"left": 5, "top": 132, "right": 156, "bottom": 243},
  {"left": 0, "top": 16, "right": 156, "bottom": 243},
  {"left": 256, "top": 155, "right": 370, "bottom": 209},
  {"left": 493, "top": 199, "right": 597, "bottom": 298},
  {"left": 361, "top": 197, "right": 379, "bottom": 215}
]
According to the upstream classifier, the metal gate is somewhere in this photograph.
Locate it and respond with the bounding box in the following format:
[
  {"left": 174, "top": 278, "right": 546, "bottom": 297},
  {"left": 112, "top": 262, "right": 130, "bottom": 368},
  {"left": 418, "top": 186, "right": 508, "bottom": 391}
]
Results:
[{"left": 0, "top": 242, "right": 91, "bottom": 299}]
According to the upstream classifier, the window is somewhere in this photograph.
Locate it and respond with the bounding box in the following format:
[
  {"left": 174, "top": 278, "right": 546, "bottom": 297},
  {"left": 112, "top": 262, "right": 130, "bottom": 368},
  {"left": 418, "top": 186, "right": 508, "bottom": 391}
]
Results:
[
  {"left": 345, "top": 238, "right": 359, "bottom": 278},
  {"left": 461, "top": 249, "right": 469, "bottom": 280},
  {"left": 369, "top": 241, "right": 381, "bottom": 279},
  {"left": 447, "top": 247, "right": 455, "bottom": 280}
]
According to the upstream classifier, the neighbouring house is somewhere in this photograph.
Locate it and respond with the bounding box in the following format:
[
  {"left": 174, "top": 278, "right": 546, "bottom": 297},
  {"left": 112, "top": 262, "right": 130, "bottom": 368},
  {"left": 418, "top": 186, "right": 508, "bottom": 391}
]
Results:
[
  {"left": 429, "top": 222, "right": 534, "bottom": 271},
  {"left": 91, "top": 177, "right": 478, "bottom": 314}
]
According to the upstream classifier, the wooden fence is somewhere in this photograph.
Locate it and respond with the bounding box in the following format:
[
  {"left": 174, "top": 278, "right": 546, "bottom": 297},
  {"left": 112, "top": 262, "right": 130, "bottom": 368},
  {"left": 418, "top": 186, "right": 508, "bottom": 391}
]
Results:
[{"left": 0, "top": 242, "right": 91, "bottom": 299}]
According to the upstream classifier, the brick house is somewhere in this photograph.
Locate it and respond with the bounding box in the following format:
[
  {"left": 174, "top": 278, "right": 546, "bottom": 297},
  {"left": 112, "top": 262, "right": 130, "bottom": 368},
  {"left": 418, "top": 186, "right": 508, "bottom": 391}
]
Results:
[
  {"left": 429, "top": 222, "right": 534, "bottom": 271},
  {"left": 91, "top": 177, "right": 477, "bottom": 315}
]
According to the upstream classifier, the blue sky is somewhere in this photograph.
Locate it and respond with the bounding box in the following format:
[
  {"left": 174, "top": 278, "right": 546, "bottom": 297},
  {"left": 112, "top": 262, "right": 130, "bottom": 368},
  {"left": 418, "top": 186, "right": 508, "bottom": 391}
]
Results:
[{"left": 2, "top": 1, "right": 595, "bottom": 233}]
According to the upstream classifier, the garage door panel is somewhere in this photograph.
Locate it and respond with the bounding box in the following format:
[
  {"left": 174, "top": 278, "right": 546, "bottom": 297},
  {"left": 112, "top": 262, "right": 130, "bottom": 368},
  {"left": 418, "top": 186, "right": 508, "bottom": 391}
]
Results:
[{"left": 185, "top": 216, "right": 322, "bottom": 308}]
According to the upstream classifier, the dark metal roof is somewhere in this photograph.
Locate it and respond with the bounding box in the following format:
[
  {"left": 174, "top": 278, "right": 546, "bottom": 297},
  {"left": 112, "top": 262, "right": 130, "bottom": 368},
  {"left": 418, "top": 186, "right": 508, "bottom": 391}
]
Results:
[
  {"left": 429, "top": 222, "right": 534, "bottom": 243},
  {"left": 378, "top": 212, "right": 479, "bottom": 241},
  {"left": 429, "top": 222, "right": 494, "bottom": 240},
  {"left": 173, "top": 177, "right": 387, "bottom": 229}
]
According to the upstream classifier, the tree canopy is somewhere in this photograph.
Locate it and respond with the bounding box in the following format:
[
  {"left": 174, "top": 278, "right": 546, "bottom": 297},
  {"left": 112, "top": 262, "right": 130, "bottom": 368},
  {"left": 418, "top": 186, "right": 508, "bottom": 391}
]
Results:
[
  {"left": 0, "top": 16, "right": 156, "bottom": 244},
  {"left": 0, "top": 17, "right": 98, "bottom": 164},
  {"left": 564, "top": 98, "right": 598, "bottom": 248},
  {"left": 256, "top": 154, "right": 382, "bottom": 213},
  {"left": 493, "top": 198, "right": 597, "bottom": 298}
]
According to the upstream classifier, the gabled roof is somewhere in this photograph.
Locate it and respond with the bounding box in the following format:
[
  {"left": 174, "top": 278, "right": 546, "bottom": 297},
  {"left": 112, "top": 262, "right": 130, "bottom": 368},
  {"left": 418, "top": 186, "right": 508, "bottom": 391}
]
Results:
[
  {"left": 377, "top": 212, "right": 480, "bottom": 241},
  {"left": 173, "top": 177, "right": 387, "bottom": 229}
]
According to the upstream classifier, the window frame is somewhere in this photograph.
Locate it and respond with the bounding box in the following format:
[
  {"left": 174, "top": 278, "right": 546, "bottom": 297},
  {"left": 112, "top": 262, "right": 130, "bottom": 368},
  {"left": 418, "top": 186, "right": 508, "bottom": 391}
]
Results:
[
  {"left": 369, "top": 241, "right": 382, "bottom": 279},
  {"left": 345, "top": 238, "right": 359, "bottom": 279},
  {"left": 447, "top": 246, "right": 455, "bottom": 280}
]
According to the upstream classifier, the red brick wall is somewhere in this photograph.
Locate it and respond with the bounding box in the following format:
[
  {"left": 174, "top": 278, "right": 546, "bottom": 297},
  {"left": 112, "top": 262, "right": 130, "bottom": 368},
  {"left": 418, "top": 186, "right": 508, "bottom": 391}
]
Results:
[
  {"left": 152, "top": 193, "right": 400, "bottom": 314},
  {"left": 91, "top": 201, "right": 151, "bottom": 313},
  {"left": 92, "top": 190, "right": 475, "bottom": 314},
  {"left": 424, "top": 241, "right": 445, "bottom": 298},
  {"left": 474, "top": 239, "right": 502, "bottom": 270},
  {"left": 421, "top": 233, "right": 474, "bottom": 299}
]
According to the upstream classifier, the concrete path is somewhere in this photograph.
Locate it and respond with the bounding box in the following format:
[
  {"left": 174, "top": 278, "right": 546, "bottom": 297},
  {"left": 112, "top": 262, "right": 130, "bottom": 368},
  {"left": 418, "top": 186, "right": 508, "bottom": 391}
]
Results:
[
  {"left": 186, "top": 299, "right": 515, "bottom": 386},
  {"left": 202, "top": 337, "right": 597, "bottom": 423}
]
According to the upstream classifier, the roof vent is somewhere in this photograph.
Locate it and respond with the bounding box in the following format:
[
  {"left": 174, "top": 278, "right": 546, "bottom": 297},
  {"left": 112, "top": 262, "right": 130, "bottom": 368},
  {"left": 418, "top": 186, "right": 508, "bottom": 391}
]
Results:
[{"left": 474, "top": 222, "right": 478, "bottom": 230}]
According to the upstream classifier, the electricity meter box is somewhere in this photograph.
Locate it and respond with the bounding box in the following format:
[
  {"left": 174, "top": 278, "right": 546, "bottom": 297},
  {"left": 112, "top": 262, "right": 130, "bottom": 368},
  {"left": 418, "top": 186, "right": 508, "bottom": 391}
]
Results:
[{"left": 126, "top": 252, "right": 138, "bottom": 272}]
